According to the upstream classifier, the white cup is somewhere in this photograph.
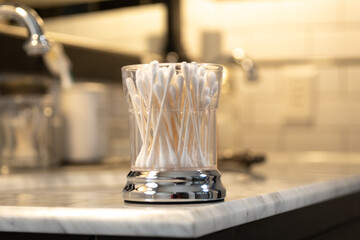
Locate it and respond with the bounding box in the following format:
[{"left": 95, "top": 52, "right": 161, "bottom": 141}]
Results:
[{"left": 60, "top": 83, "right": 108, "bottom": 163}]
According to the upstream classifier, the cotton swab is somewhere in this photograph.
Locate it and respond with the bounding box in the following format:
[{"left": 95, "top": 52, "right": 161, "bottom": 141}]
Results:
[
  {"left": 147, "top": 65, "right": 175, "bottom": 165},
  {"left": 126, "top": 78, "right": 144, "bottom": 142},
  {"left": 191, "top": 74, "right": 199, "bottom": 107},
  {"left": 211, "top": 81, "right": 219, "bottom": 99},
  {"left": 169, "top": 85, "right": 177, "bottom": 109},
  {"left": 176, "top": 74, "right": 184, "bottom": 103},
  {"left": 133, "top": 94, "right": 147, "bottom": 168},
  {"left": 126, "top": 78, "right": 148, "bottom": 168},
  {"left": 153, "top": 82, "right": 175, "bottom": 142},
  {"left": 177, "top": 74, "right": 187, "bottom": 157},
  {"left": 143, "top": 61, "right": 159, "bottom": 161},
  {"left": 197, "top": 66, "right": 205, "bottom": 77},
  {"left": 198, "top": 76, "right": 205, "bottom": 105},
  {"left": 181, "top": 62, "right": 205, "bottom": 164},
  {"left": 136, "top": 78, "right": 148, "bottom": 106}
]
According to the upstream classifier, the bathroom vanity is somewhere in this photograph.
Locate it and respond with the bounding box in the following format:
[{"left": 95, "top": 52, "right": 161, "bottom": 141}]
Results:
[{"left": 0, "top": 152, "right": 359, "bottom": 239}]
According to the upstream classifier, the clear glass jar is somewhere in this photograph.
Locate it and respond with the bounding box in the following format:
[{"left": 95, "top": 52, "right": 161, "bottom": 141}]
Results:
[
  {"left": 0, "top": 75, "right": 59, "bottom": 173},
  {"left": 122, "top": 62, "right": 223, "bottom": 172}
]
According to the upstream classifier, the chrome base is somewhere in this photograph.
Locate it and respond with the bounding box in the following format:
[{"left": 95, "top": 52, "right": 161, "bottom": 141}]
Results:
[{"left": 123, "top": 170, "right": 226, "bottom": 203}]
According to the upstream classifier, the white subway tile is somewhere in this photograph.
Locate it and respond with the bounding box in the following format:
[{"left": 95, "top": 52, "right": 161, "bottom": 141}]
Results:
[
  {"left": 284, "top": 134, "right": 344, "bottom": 151},
  {"left": 221, "top": 1, "right": 278, "bottom": 26},
  {"left": 220, "top": 90, "right": 255, "bottom": 125},
  {"left": 239, "top": 104, "right": 256, "bottom": 125},
  {"left": 223, "top": 28, "right": 255, "bottom": 56},
  {"left": 281, "top": 0, "right": 339, "bottom": 24},
  {"left": 317, "top": 92, "right": 347, "bottom": 104},
  {"left": 316, "top": 100, "right": 360, "bottom": 125},
  {"left": 183, "top": 30, "right": 200, "bottom": 60},
  {"left": 241, "top": 134, "right": 279, "bottom": 151},
  {"left": 182, "top": 0, "right": 221, "bottom": 27},
  {"left": 348, "top": 135, "right": 360, "bottom": 152},
  {"left": 312, "top": 26, "right": 360, "bottom": 57},
  {"left": 317, "top": 67, "right": 341, "bottom": 92},
  {"left": 348, "top": 93, "right": 360, "bottom": 101},
  {"left": 344, "top": 124, "right": 360, "bottom": 151},
  {"left": 218, "top": 116, "right": 242, "bottom": 152},
  {"left": 283, "top": 126, "right": 345, "bottom": 151},
  {"left": 254, "top": 102, "right": 283, "bottom": 125},
  {"left": 230, "top": 67, "right": 279, "bottom": 94},
  {"left": 347, "top": 65, "right": 360, "bottom": 92},
  {"left": 315, "top": 102, "right": 346, "bottom": 125},
  {"left": 250, "top": 25, "right": 308, "bottom": 59},
  {"left": 344, "top": 0, "right": 360, "bottom": 22},
  {"left": 343, "top": 103, "right": 360, "bottom": 124},
  {"left": 239, "top": 125, "right": 281, "bottom": 151}
]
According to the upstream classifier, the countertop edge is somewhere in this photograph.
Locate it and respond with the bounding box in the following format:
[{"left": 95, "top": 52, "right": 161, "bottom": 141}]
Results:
[
  {"left": 0, "top": 175, "right": 359, "bottom": 238},
  {"left": 192, "top": 174, "right": 360, "bottom": 237}
]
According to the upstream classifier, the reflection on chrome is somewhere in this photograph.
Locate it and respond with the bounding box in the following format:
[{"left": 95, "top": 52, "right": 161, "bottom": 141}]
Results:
[
  {"left": 232, "top": 48, "right": 258, "bottom": 81},
  {"left": 0, "top": 3, "right": 51, "bottom": 55}
]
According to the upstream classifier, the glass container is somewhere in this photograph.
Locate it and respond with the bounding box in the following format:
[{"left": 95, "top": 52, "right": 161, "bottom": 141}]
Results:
[
  {"left": 0, "top": 75, "right": 59, "bottom": 173},
  {"left": 122, "top": 62, "right": 226, "bottom": 203}
]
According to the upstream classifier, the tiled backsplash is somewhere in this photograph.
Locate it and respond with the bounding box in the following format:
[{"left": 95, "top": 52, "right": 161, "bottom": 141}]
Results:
[
  {"left": 44, "top": 0, "right": 360, "bottom": 154},
  {"left": 182, "top": 0, "right": 360, "bottom": 152}
]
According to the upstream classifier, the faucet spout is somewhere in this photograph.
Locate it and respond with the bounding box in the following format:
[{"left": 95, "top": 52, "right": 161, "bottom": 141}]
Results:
[
  {"left": 232, "top": 48, "right": 258, "bottom": 81},
  {"left": 0, "top": 4, "right": 50, "bottom": 55}
]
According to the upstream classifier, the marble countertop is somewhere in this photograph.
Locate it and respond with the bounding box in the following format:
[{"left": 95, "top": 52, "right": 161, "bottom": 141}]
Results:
[{"left": 0, "top": 152, "right": 359, "bottom": 238}]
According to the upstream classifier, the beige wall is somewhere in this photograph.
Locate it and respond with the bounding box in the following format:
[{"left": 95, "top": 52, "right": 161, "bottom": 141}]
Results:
[
  {"left": 45, "top": 1, "right": 360, "bottom": 153},
  {"left": 182, "top": 0, "right": 360, "bottom": 153}
]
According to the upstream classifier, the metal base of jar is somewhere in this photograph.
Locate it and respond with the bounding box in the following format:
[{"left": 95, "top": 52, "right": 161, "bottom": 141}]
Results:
[{"left": 123, "top": 170, "right": 226, "bottom": 203}]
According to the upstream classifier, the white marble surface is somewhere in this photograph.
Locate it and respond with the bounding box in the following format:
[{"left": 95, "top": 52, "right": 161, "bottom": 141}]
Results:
[{"left": 0, "top": 152, "right": 359, "bottom": 238}]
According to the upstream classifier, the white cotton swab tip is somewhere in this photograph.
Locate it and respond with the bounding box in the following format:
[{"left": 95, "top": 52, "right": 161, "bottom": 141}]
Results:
[
  {"left": 198, "top": 76, "right": 205, "bottom": 96},
  {"left": 211, "top": 81, "right": 219, "bottom": 98},
  {"left": 135, "top": 69, "right": 141, "bottom": 81},
  {"left": 206, "top": 71, "right": 216, "bottom": 88},
  {"left": 176, "top": 74, "right": 184, "bottom": 96},
  {"left": 191, "top": 74, "right": 199, "bottom": 98},
  {"left": 202, "top": 87, "right": 210, "bottom": 100},
  {"left": 191, "top": 62, "right": 198, "bottom": 76},
  {"left": 150, "top": 60, "right": 159, "bottom": 84},
  {"left": 201, "top": 96, "right": 211, "bottom": 108},
  {"left": 181, "top": 62, "right": 190, "bottom": 84},
  {"left": 142, "top": 72, "right": 150, "bottom": 92},
  {"left": 126, "top": 77, "right": 137, "bottom": 97},
  {"left": 169, "top": 85, "right": 177, "bottom": 106},
  {"left": 153, "top": 82, "right": 163, "bottom": 102},
  {"left": 133, "top": 94, "right": 141, "bottom": 108},
  {"left": 158, "top": 69, "right": 165, "bottom": 86},
  {"left": 197, "top": 66, "right": 205, "bottom": 77},
  {"left": 136, "top": 79, "right": 147, "bottom": 102},
  {"left": 167, "top": 63, "right": 175, "bottom": 81}
]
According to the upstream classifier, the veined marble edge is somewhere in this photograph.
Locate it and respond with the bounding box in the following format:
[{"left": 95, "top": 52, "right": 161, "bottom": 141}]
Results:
[
  {"left": 0, "top": 206, "right": 196, "bottom": 238},
  {"left": 191, "top": 174, "right": 360, "bottom": 237},
  {"left": 0, "top": 175, "right": 359, "bottom": 238}
]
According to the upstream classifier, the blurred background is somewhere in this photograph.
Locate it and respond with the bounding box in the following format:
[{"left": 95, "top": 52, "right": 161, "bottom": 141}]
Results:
[{"left": 0, "top": 0, "right": 359, "bottom": 164}]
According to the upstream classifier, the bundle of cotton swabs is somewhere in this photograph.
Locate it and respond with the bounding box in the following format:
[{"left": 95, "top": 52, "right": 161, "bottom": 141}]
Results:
[{"left": 125, "top": 61, "right": 219, "bottom": 170}]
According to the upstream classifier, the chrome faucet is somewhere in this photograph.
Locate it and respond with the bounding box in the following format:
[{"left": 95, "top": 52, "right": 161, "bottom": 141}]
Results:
[
  {"left": 230, "top": 48, "right": 258, "bottom": 81},
  {"left": 0, "top": 4, "right": 50, "bottom": 55}
]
